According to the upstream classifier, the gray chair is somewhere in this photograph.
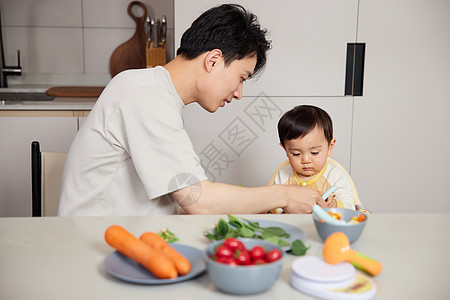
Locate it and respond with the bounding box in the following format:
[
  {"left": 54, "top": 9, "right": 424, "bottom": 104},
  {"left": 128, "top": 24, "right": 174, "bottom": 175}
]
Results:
[{"left": 31, "top": 141, "right": 67, "bottom": 216}]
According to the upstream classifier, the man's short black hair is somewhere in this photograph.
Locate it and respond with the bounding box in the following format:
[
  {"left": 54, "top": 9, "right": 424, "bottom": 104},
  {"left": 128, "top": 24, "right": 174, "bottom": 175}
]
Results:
[{"left": 176, "top": 4, "right": 271, "bottom": 77}]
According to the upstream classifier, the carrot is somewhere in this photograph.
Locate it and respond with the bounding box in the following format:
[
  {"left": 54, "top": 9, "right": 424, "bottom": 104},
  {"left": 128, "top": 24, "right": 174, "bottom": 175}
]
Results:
[
  {"left": 104, "top": 225, "right": 178, "bottom": 279},
  {"left": 140, "top": 232, "right": 192, "bottom": 276}
]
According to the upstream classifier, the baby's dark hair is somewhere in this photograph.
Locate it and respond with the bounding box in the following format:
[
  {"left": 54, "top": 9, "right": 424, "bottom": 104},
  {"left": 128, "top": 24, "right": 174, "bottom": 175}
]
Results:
[
  {"left": 176, "top": 4, "right": 271, "bottom": 77},
  {"left": 278, "top": 105, "right": 333, "bottom": 146}
]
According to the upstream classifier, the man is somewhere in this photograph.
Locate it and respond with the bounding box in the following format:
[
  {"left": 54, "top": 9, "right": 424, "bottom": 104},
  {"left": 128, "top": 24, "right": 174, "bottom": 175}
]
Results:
[{"left": 58, "top": 4, "right": 325, "bottom": 216}]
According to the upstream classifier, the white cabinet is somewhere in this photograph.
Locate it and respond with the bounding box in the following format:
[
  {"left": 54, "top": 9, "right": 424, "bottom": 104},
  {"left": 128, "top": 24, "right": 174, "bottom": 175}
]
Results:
[
  {"left": 175, "top": 0, "right": 358, "bottom": 96},
  {"left": 184, "top": 96, "right": 354, "bottom": 187},
  {"left": 0, "top": 117, "right": 78, "bottom": 217},
  {"left": 177, "top": 0, "right": 358, "bottom": 188},
  {"left": 350, "top": 0, "right": 450, "bottom": 213}
]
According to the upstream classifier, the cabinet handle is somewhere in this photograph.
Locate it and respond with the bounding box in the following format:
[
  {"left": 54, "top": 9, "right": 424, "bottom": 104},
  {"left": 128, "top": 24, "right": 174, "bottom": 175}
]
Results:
[{"left": 345, "top": 43, "right": 366, "bottom": 96}]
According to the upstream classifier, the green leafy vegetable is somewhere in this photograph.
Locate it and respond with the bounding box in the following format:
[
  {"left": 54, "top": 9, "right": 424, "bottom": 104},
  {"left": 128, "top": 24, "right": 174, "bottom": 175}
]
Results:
[
  {"left": 204, "top": 215, "right": 292, "bottom": 247},
  {"left": 289, "top": 239, "right": 310, "bottom": 256},
  {"left": 158, "top": 228, "right": 179, "bottom": 243}
]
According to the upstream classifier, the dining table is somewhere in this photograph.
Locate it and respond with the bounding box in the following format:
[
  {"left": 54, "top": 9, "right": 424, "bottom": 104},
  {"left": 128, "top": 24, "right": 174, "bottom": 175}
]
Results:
[{"left": 1, "top": 213, "right": 449, "bottom": 299}]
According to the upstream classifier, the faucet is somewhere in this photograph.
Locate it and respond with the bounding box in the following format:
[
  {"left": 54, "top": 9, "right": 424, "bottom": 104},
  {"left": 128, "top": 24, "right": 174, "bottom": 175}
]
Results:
[{"left": 0, "top": 10, "right": 22, "bottom": 88}]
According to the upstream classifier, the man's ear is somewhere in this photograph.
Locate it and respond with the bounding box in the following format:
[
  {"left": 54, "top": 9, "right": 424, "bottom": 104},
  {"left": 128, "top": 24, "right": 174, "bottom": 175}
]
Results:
[
  {"left": 205, "top": 49, "right": 222, "bottom": 72},
  {"left": 328, "top": 138, "right": 336, "bottom": 156}
]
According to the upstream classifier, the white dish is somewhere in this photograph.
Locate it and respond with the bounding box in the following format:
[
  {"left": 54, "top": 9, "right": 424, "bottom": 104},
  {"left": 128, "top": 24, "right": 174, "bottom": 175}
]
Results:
[{"left": 104, "top": 244, "right": 206, "bottom": 284}]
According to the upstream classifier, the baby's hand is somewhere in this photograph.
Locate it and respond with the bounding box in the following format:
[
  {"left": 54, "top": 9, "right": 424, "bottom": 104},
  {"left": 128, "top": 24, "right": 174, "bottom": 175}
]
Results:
[{"left": 326, "top": 195, "right": 337, "bottom": 208}]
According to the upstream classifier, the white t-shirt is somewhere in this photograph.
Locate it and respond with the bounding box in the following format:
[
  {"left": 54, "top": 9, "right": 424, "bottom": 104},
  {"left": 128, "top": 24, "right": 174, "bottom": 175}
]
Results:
[{"left": 58, "top": 67, "right": 207, "bottom": 216}]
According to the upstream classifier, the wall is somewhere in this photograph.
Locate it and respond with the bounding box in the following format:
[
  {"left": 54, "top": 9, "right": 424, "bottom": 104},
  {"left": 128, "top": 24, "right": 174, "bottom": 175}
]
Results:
[{"left": 0, "top": 0, "right": 174, "bottom": 86}]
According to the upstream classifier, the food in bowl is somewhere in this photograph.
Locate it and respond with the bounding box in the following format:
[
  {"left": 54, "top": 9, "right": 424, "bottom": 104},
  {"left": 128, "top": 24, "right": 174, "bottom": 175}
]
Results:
[
  {"left": 210, "top": 237, "right": 282, "bottom": 266},
  {"left": 319, "top": 211, "right": 366, "bottom": 224},
  {"left": 205, "top": 238, "right": 284, "bottom": 294},
  {"left": 313, "top": 208, "right": 368, "bottom": 244}
]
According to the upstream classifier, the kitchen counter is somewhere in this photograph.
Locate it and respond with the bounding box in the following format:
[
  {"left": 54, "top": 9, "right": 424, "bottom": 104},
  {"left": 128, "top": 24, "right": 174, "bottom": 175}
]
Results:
[
  {"left": 0, "top": 98, "right": 96, "bottom": 111},
  {"left": 1, "top": 213, "right": 449, "bottom": 299},
  {"left": 0, "top": 85, "right": 97, "bottom": 112}
]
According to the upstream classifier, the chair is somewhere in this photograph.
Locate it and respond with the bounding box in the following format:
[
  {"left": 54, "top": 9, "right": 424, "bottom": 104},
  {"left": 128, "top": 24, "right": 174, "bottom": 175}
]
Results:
[
  {"left": 31, "top": 141, "right": 67, "bottom": 217},
  {"left": 268, "top": 157, "right": 371, "bottom": 213}
]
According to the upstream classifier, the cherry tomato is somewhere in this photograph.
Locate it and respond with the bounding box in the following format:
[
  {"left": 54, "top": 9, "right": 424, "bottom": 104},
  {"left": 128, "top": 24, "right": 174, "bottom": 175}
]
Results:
[
  {"left": 253, "top": 258, "right": 266, "bottom": 265},
  {"left": 234, "top": 249, "right": 251, "bottom": 265},
  {"left": 223, "top": 237, "right": 245, "bottom": 251},
  {"left": 249, "top": 245, "right": 266, "bottom": 261},
  {"left": 265, "top": 249, "right": 282, "bottom": 263},
  {"left": 215, "top": 245, "right": 233, "bottom": 258},
  {"left": 210, "top": 254, "right": 218, "bottom": 260},
  {"left": 215, "top": 256, "right": 237, "bottom": 265}
]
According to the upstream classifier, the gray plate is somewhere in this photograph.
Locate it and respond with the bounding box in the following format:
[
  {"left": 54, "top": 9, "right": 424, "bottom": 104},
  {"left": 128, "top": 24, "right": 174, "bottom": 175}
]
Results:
[
  {"left": 104, "top": 244, "right": 206, "bottom": 284},
  {"left": 247, "top": 219, "right": 307, "bottom": 251}
]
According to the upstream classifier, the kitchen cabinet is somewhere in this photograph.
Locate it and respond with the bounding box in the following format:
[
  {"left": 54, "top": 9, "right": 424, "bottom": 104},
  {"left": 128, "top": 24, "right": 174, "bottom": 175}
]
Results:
[
  {"left": 176, "top": 0, "right": 358, "bottom": 187},
  {"left": 350, "top": 0, "right": 450, "bottom": 213},
  {"left": 0, "top": 116, "right": 78, "bottom": 217},
  {"left": 175, "top": 0, "right": 359, "bottom": 97},
  {"left": 183, "top": 97, "right": 354, "bottom": 187}
]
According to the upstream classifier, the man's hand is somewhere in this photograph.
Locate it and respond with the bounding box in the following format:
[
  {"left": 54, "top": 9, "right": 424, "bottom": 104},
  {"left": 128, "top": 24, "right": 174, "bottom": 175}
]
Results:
[{"left": 283, "top": 185, "right": 326, "bottom": 214}]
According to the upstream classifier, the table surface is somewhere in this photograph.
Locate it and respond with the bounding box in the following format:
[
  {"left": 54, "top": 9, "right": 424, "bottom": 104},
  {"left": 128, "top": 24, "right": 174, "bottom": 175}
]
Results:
[{"left": 1, "top": 214, "right": 449, "bottom": 299}]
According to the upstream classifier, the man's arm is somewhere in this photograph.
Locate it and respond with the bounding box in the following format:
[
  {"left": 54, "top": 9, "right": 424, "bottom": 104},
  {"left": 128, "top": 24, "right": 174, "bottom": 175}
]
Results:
[{"left": 170, "top": 180, "right": 326, "bottom": 214}]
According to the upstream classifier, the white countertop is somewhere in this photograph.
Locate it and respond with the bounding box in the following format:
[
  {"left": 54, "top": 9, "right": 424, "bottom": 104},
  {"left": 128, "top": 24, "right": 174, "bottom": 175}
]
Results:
[
  {"left": 0, "top": 99, "right": 96, "bottom": 111},
  {"left": 1, "top": 213, "right": 449, "bottom": 299},
  {"left": 0, "top": 85, "right": 97, "bottom": 111}
]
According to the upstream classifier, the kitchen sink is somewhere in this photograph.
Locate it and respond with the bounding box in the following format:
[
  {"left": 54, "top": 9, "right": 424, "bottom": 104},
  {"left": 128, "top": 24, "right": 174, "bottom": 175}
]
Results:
[{"left": 0, "top": 92, "right": 54, "bottom": 102}]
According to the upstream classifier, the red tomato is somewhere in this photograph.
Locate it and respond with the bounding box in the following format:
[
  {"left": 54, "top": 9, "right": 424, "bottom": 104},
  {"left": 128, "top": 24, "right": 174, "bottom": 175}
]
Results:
[
  {"left": 223, "top": 238, "right": 245, "bottom": 251},
  {"left": 215, "top": 245, "right": 233, "bottom": 258},
  {"left": 215, "top": 256, "right": 237, "bottom": 265},
  {"left": 253, "top": 258, "right": 266, "bottom": 265},
  {"left": 265, "top": 249, "right": 282, "bottom": 263},
  {"left": 249, "top": 245, "right": 266, "bottom": 261},
  {"left": 210, "top": 254, "right": 218, "bottom": 260},
  {"left": 234, "top": 249, "right": 251, "bottom": 265}
]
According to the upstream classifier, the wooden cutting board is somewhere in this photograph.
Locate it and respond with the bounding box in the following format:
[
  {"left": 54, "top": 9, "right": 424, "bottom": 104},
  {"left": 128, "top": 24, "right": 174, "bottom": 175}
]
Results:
[
  {"left": 46, "top": 86, "right": 104, "bottom": 98},
  {"left": 109, "top": 1, "right": 147, "bottom": 77}
]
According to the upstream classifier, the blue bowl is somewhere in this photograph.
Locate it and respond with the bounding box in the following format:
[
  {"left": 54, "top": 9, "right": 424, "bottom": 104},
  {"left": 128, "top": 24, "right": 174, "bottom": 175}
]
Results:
[
  {"left": 313, "top": 208, "right": 368, "bottom": 243},
  {"left": 204, "top": 238, "right": 284, "bottom": 295}
]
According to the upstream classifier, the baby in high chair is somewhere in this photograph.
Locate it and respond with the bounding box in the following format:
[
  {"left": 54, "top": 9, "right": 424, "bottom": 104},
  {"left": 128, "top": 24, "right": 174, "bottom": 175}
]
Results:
[{"left": 268, "top": 105, "right": 356, "bottom": 214}]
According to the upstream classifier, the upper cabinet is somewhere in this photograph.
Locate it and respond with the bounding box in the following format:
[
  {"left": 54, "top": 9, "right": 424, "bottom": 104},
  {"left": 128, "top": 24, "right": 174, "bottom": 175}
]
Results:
[{"left": 174, "top": 0, "right": 359, "bottom": 96}]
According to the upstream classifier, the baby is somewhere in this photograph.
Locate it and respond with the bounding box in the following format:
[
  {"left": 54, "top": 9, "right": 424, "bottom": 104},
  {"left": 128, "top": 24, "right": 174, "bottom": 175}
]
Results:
[{"left": 268, "top": 105, "right": 356, "bottom": 213}]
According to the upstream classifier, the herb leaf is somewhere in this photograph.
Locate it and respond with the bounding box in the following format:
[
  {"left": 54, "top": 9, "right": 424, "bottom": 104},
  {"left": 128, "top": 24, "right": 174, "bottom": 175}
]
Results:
[
  {"left": 158, "top": 228, "right": 179, "bottom": 243},
  {"left": 290, "top": 239, "right": 310, "bottom": 256},
  {"left": 238, "top": 226, "right": 255, "bottom": 238},
  {"left": 263, "top": 226, "right": 290, "bottom": 238}
]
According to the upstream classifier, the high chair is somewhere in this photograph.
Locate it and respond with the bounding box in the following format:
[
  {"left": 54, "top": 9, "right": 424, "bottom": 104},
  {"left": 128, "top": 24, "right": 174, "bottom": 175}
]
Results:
[
  {"left": 268, "top": 157, "right": 371, "bottom": 214},
  {"left": 31, "top": 141, "right": 68, "bottom": 216}
]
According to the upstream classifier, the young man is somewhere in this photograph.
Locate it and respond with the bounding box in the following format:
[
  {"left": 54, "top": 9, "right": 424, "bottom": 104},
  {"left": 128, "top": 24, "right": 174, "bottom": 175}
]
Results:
[{"left": 58, "top": 4, "right": 325, "bottom": 216}]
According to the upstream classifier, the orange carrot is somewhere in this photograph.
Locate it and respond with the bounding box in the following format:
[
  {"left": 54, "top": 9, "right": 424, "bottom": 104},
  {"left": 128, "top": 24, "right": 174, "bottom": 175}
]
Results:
[
  {"left": 140, "top": 232, "right": 192, "bottom": 276},
  {"left": 104, "top": 225, "right": 178, "bottom": 279}
]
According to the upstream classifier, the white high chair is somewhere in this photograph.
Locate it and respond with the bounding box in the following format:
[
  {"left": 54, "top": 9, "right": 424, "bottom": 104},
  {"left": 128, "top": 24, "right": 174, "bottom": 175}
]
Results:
[{"left": 268, "top": 157, "right": 371, "bottom": 213}]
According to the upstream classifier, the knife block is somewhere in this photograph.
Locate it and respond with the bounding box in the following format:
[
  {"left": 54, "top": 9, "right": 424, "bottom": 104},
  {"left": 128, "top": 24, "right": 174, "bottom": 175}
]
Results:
[{"left": 146, "top": 42, "right": 167, "bottom": 68}]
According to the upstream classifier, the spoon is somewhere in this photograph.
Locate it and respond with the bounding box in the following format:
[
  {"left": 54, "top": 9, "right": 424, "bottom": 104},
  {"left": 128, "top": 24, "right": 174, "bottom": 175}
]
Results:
[
  {"left": 323, "top": 232, "right": 382, "bottom": 276},
  {"left": 312, "top": 186, "right": 351, "bottom": 225}
]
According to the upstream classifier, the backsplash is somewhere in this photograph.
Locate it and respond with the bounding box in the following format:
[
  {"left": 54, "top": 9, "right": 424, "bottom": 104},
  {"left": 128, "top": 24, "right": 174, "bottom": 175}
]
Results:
[{"left": 0, "top": 0, "right": 174, "bottom": 86}]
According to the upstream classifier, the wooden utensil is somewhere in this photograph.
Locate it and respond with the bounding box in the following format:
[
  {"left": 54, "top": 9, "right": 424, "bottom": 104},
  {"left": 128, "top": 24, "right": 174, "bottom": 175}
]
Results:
[
  {"left": 46, "top": 86, "right": 104, "bottom": 98},
  {"left": 109, "top": 1, "right": 147, "bottom": 77}
]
